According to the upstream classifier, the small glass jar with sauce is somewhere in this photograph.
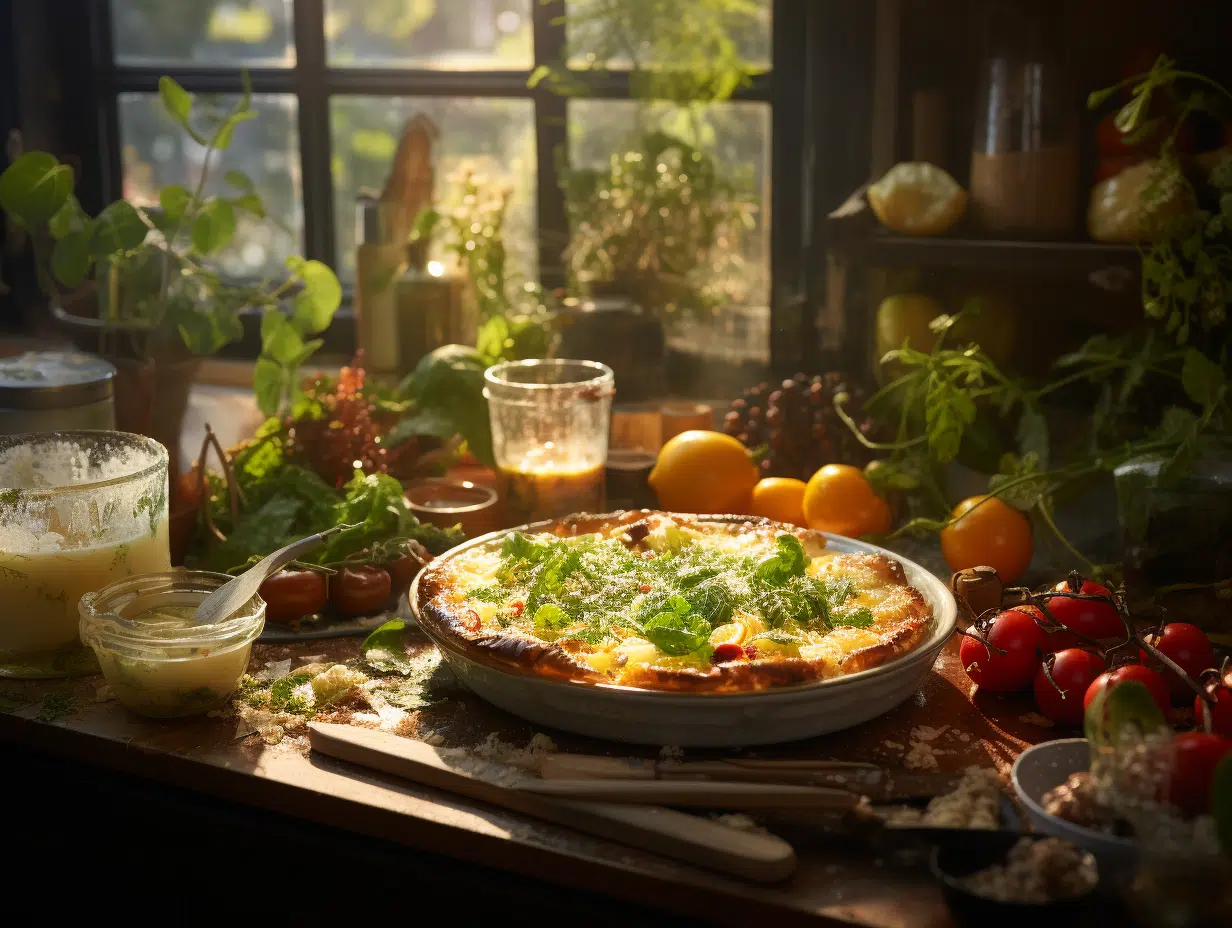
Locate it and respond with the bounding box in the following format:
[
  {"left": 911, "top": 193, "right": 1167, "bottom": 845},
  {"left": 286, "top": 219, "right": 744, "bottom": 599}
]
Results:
[
  {"left": 484, "top": 359, "right": 615, "bottom": 525},
  {"left": 79, "top": 570, "right": 265, "bottom": 718}
]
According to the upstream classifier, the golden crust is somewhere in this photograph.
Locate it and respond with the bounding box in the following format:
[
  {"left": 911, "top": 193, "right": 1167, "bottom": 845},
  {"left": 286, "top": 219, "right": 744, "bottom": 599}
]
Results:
[{"left": 414, "top": 510, "right": 933, "bottom": 693}]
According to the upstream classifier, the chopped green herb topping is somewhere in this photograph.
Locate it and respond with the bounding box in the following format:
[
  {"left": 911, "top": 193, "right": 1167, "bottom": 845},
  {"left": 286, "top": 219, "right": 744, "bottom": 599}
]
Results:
[{"left": 477, "top": 529, "right": 876, "bottom": 658}]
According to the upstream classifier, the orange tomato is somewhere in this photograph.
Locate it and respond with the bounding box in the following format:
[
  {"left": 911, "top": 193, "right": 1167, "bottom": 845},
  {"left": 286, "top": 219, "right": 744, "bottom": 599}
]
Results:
[
  {"left": 803, "top": 464, "right": 893, "bottom": 537},
  {"left": 749, "top": 477, "right": 808, "bottom": 526},
  {"left": 940, "top": 495, "right": 1033, "bottom": 583}
]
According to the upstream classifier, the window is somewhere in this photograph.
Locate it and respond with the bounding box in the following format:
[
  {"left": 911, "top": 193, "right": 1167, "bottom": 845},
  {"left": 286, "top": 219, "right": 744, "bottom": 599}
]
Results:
[{"left": 94, "top": 0, "right": 788, "bottom": 375}]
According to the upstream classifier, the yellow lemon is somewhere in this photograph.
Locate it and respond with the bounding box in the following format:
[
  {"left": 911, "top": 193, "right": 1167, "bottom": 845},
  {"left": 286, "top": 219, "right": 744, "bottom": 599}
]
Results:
[
  {"left": 868, "top": 162, "right": 967, "bottom": 236},
  {"left": 648, "top": 430, "right": 758, "bottom": 515}
]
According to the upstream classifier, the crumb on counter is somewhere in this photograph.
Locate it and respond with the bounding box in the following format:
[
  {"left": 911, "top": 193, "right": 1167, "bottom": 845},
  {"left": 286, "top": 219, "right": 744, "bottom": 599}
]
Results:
[
  {"left": 1019, "top": 712, "right": 1055, "bottom": 728},
  {"left": 882, "top": 767, "right": 1004, "bottom": 829},
  {"left": 960, "top": 837, "right": 1096, "bottom": 903}
]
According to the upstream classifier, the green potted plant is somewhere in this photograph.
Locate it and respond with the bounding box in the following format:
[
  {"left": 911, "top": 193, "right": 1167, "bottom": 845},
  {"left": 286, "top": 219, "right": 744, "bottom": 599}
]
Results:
[{"left": 0, "top": 74, "right": 342, "bottom": 480}]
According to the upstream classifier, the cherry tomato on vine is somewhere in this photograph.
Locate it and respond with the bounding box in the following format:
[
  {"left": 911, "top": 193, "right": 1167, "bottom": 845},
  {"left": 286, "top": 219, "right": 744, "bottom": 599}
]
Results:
[
  {"left": 1046, "top": 577, "right": 1123, "bottom": 641},
  {"left": 1083, "top": 664, "right": 1170, "bottom": 715},
  {"left": 1195, "top": 687, "right": 1232, "bottom": 738},
  {"left": 940, "top": 495, "right": 1033, "bottom": 584},
  {"left": 1167, "top": 732, "right": 1232, "bottom": 818},
  {"left": 1033, "top": 648, "right": 1105, "bottom": 725},
  {"left": 387, "top": 552, "right": 426, "bottom": 588},
  {"left": 1014, "top": 604, "right": 1078, "bottom": 653},
  {"left": 959, "top": 608, "right": 1047, "bottom": 692},
  {"left": 1142, "top": 623, "right": 1216, "bottom": 704},
  {"left": 330, "top": 565, "right": 392, "bottom": 616},
  {"left": 258, "top": 569, "right": 328, "bottom": 624}
]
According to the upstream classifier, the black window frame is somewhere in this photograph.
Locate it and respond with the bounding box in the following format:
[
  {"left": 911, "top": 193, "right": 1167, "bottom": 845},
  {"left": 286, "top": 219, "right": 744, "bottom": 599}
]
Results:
[{"left": 58, "top": 0, "right": 821, "bottom": 377}]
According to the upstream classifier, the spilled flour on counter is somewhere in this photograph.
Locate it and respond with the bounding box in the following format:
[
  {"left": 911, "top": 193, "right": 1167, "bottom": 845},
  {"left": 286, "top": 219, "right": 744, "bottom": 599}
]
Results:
[{"left": 880, "top": 767, "right": 1005, "bottom": 829}]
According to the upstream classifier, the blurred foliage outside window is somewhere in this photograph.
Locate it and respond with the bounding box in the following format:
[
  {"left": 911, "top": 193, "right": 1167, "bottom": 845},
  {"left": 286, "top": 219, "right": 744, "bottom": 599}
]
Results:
[{"left": 111, "top": 0, "right": 772, "bottom": 363}]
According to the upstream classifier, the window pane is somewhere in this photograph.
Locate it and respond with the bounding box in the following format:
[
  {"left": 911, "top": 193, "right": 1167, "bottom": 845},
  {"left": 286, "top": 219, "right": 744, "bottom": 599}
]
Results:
[
  {"left": 330, "top": 97, "right": 536, "bottom": 283},
  {"left": 119, "top": 93, "right": 302, "bottom": 279},
  {"left": 568, "top": 100, "right": 770, "bottom": 363},
  {"left": 566, "top": 0, "right": 770, "bottom": 71},
  {"left": 111, "top": 0, "right": 294, "bottom": 67},
  {"left": 325, "top": 0, "right": 532, "bottom": 69}
]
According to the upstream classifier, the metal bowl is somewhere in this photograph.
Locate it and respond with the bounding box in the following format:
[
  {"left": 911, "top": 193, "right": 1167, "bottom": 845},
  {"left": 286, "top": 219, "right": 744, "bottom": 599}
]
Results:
[{"left": 409, "top": 515, "right": 957, "bottom": 746}]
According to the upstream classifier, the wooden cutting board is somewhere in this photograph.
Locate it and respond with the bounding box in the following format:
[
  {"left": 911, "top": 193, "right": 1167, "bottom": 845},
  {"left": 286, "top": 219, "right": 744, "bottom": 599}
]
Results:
[{"left": 308, "top": 722, "right": 797, "bottom": 883}]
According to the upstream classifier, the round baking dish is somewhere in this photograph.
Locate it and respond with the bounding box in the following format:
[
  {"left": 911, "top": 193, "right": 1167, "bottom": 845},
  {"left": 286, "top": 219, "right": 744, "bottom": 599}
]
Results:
[{"left": 410, "top": 514, "right": 957, "bottom": 746}]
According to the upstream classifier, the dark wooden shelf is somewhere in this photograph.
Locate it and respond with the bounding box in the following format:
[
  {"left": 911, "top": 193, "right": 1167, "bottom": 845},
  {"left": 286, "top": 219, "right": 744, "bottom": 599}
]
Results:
[{"left": 827, "top": 227, "right": 1140, "bottom": 274}]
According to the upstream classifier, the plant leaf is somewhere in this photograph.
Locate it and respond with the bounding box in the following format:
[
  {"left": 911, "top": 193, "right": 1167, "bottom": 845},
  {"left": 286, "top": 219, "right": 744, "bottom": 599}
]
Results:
[
  {"left": 191, "top": 198, "right": 236, "bottom": 254},
  {"left": 48, "top": 195, "right": 89, "bottom": 240},
  {"left": 224, "top": 169, "right": 254, "bottom": 192},
  {"left": 643, "top": 611, "right": 711, "bottom": 656},
  {"left": 51, "top": 230, "right": 95, "bottom": 287},
  {"left": 90, "top": 200, "right": 148, "bottom": 255},
  {"left": 230, "top": 192, "right": 265, "bottom": 218},
  {"left": 0, "top": 152, "right": 74, "bottom": 227},
  {"left": 1181, "top": 348, "right": 1225, "bottom": 411},
  {"left": 385, "top": 408, "right": 458, "bottom": 445},
  {"left": 212, "top": 109, "right": 257, "bottom": 151},
  {"left": 288, "top": 258, "right": 342, "bottom": 333},
  {"left": 159, "top": 76, "right": 192, "bottom": 124},
  {"left": 252, "top": 357, "right": 284, "bottom": 418},
  {"left": 261, "top": 315, "right": 305, "bottom": 365},
  {"left": 1016, "top": 406, "right": 1050, "bottom": 469},
  {"left": 159, "top": 184, "right": 192, "bottom": 222}
]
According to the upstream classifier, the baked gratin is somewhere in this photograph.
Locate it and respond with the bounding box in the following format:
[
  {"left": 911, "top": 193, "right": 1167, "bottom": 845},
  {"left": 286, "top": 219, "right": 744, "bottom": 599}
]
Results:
[{"left": 415, "top": 511, "right": 933, "bottom": 693}]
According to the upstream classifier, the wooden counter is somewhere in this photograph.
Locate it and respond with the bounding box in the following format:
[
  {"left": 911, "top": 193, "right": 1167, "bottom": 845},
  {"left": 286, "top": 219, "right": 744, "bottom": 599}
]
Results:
[{"left": 0, "top": 618, "right": 1064, "bottom": 927}]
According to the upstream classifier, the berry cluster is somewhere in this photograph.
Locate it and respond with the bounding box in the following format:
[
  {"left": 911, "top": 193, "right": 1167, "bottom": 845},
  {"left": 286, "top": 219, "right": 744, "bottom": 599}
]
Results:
[
  {"left": 286, "top": 361, "right": 406, "bottom": 487},
  {"left": 722, "top": 373, "right": 878, "bottom": 481}
]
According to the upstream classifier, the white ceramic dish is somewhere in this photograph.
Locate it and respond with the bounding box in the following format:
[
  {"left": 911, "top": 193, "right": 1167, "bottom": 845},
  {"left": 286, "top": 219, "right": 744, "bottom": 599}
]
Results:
[
  {"left": 1011, "top": 738, "right": 1139, "bottom": 886},
  {"left": 411, "top": 526, "right": 956, "bottom": 747}
]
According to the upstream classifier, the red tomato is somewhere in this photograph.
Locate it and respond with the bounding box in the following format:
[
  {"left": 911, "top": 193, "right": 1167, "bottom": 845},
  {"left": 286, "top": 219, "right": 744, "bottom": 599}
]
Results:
[
  {"left": 1167, "top": 732, "right": 1232, "bottom": 818},
  {"left": 386, "top": 552, "right": 425, "bottom": 588},
  {"left": 1045, "top": 578, "right": 1124, "bottom": 641},
  {"left": 1143, "top": 623, "right": 1216, "bottom": 703},
  {"left": 1033, "top": 649, "right": 1106, "bottom": 725},
  {"left": 258, "top": 569, "right": 328, "bottom": 624},
  {"left": 330, "top": 565, "right": 392, "bottom": 616},
  {"left": 959, "top": 609, "right": 1047, "bottom": 692},
  {"left": 1195, "top": 687, "right": 1232, "bottom": 738},
  {"left": 1083, "top": 664, "right": 1170, "bottom": 715},
  {"left": 711, "top": 642, "right": 746, "bottom": 663},
  {"left": 1016, "top": 603, "right": 1079, "bottom": 653}
]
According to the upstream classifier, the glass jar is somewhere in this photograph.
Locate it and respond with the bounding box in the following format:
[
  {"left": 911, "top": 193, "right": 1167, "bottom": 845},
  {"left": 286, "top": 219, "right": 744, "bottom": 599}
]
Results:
[
  {"left": 484, "top": 359, "right": 615, "bottom": 524},
  {"left": 969, "top": 0, "right": 1079, "bottom": 236},
  {"left": 80, "top": 570, "right": 264, "bottom": 718},
  {"left": 0, "top": 351, "right": 116, "bottom": 435},
  {"left": 0, "top": 431, "right": 170, "bottom": 676}
]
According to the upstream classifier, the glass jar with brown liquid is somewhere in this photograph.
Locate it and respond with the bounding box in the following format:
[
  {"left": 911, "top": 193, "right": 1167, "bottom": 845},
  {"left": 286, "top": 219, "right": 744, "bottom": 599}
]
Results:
[{"left": 484, "top": 359, "right": 615, "bottom": 525}]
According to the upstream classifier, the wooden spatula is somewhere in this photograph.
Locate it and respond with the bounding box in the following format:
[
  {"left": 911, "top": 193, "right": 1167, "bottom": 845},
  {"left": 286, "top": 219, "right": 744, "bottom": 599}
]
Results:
[{"left": 308, "top": 722, "right": 797, "bottom": 883}]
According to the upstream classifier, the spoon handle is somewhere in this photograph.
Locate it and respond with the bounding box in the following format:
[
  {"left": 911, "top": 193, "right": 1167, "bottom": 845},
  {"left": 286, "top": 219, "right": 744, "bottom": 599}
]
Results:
[
  {"left": 254, "top": 523, "right": 353, "bottom": 577},
  {"left": 192, "top": 523, "right": 355, "bottom": 624}
]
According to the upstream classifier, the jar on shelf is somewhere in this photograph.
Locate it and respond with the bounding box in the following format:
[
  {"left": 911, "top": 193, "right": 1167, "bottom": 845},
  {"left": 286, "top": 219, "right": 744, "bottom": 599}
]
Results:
[{"left": 969, "top": 0, "right": 1079, "bottom": 238}]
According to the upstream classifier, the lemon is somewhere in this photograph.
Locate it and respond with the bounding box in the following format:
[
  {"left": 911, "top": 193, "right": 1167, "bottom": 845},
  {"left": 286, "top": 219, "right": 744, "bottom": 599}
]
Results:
[
  {"left": 875, "top": 291, "right": 1017, "bottom": 371},
  {"left": 875, "top": 293, "right": 946, "bottom": 361},
  {"left": 648, "top": 430, "right": 758, "bottom": 515},
  {"left": 709, "top": 621, "right": 747, "bottom": 646},
  {"left": 868, "top": 162, "right": 967, "bottom": 236},
  {"left": 749, "top": 477, "right": 808, "bottom": 526}
]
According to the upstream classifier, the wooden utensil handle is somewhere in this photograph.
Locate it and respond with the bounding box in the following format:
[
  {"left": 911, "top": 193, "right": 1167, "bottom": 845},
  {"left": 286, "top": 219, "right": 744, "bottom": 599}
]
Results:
[
  {"left": 307, "top": 723, "right": 797, "bottom": 883},
  {"left": 520, "top": 779, "right": 861, "bottom": 811}
]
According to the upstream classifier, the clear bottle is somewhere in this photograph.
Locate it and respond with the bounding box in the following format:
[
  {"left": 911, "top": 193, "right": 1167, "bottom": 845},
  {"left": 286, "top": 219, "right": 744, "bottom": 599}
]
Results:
[{"left": 354, "top": 196, "right": 405, "bottom": 375}]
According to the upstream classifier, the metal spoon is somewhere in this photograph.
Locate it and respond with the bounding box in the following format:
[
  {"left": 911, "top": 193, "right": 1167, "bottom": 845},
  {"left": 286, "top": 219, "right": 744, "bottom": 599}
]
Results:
[{"left": 192, "top": 524, "right": 354, "bottom": 625}]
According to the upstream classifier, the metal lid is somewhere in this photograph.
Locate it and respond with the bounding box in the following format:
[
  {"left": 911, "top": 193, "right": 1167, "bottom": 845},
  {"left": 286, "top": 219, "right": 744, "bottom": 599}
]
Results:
[{"left": 0, "top": 351, "right": 116, "bottom": 409}]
